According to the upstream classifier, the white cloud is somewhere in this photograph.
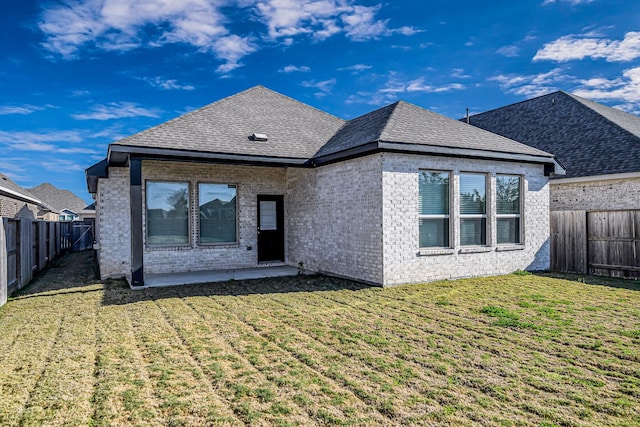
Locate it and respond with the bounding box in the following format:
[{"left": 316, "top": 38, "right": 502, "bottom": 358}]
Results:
[
  {"left": 574, "top": 67, "right": 640, "bottom": 105},
  {"left": 496, "top": 45, "right": 519, "bottom": 58},
  {"left": 279, "top": 65, "right": 311, "bottom": 73},
  {"left": 406, "top": 78, "right": 464, "bottom": 93},
  {"left": 489, "top": 67, "right": 573, "bottom": 97},
  {"left": 338, "top": 64, "right": 372, "bottom": 75},
  {"left": 301, "top": 78, "right": 337, "bottom": 97},
  {"left": 534, "top": 32, "right": 640, "bottom": 62},
  {"left": 39, "top": 1, "right": 418, "bottom": 73},
  {"left": 451, "top": 68, "right": 471, "bottom": 79},
  {"left": 72, "top": 102, "right": 161, "bottom": 120},
  {"left": 0, "top": 130, "right": 84, "bottom": 146},
  {"left": 0, "top": 105, "right": 45, "bottom": 115},
  {"left": 145, "top": 77, "right": 195, "bottom": 90}
]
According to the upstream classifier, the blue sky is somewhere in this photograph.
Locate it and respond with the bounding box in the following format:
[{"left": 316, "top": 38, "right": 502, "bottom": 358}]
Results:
[{"left": 1, "top": 0, "right": 639, "bottom": 204}]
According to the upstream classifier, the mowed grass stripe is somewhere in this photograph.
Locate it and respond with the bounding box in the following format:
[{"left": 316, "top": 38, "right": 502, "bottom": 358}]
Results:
[
  {"left": 211, "top": 288, "right": 484, "bottom": 425},
  {"left": 261, "top": 289, "right": 546, "bottom": 425},
  {"left": 91, "top": 296, "right": 162, "bottom": 426},
  {"left": 186, "top": 293, "right": 389, "bottom": 425},
  {"left": 17, "top": 285, "right": 100, "bottom": 426},
  {"left": 125, "top": 300, "right": 239, "bottom": 426},
  {"left": 154, "top": 295, "right": 316, "bottom": 425}
]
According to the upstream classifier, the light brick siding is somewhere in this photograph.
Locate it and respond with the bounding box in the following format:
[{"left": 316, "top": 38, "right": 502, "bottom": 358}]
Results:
[
  {"left": 96, "top": 155, "right": 551, "bottom": 286},
  {"left": 381, "top": 153, "right": 550, "bottom": 286},
  {"left": 0, "top": 195, "right": 39, "bottom": 219},
  {"left": 142, "top": 161, "right": 286, "bottom": 275},
  {"left": 550, "top": 177, "right": 640, "bottom": 211},
  {"left": 287, "top": 155, "right": 383, "bottom": 284},
  {"left": 96, "top": 167, "right": 131, "bottom": 279}
]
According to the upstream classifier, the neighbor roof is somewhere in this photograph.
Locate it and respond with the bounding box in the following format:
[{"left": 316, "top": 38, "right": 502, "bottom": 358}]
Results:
[
  {"left": 466, "top": 91, "right": 640, "bottom": 179},
  {"left": 29, "top": 182, "right": 88, "bottom": 213},
  {"left": 96, "top": 85, "right": 563, "bottom": 184},
  {"left": 0, "top": 173, "right": 44, "bottom": 205}
]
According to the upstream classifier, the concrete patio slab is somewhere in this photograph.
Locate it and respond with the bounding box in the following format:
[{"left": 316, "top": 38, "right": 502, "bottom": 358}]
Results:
[{"left": 140, "top": 265, "right": 299, "bottom": 288}]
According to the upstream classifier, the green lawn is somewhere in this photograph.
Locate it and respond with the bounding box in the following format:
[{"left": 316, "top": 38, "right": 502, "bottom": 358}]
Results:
[{"left": 1, "top": 251, "right": 639, "bottom": 426}]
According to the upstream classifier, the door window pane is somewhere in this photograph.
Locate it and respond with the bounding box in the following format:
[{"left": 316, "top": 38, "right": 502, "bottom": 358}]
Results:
[
  {"left": 199, "top": 183, "right": 237, "bottom": 244},
  {"left": 259, "top": 201, "right": 277, "bottom": 231},
  {"left": 146, "top": 182, "right": 189, "bottom": 245}
]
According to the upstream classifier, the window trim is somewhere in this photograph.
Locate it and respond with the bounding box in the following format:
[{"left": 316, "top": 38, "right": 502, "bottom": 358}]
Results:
[
  {"left": 495, "top": 174, "right": 523, "bottom": 245},
  {"left": 459, "top": 172, "right": 488, "bottom": 247},
  {"left": 145, "top": 180, "right": 191, "bottom": 248},
  {"left": 197, "top": 181, "right": 239, "bottom": 246},
  {"left": 418, "top": 169, "right": 452, "bottom": 249}
]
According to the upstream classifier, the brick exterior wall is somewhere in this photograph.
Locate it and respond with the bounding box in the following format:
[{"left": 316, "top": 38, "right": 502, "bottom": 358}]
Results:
[
  {"left": 381, "top": 153, "right": 550, "bottom": 286},
  {"left": 96, "top": 155, "right": 551, "bottom": 286},
  {"left": 287, "top": 155, "right": 384, "bottom": 284},
  {"left": 0, "top": 195, "right": 39, "bottom": 220},
  {"left": 550, "top": 177, "right": 640, "bottom": 211},
  {"left": 96, "top": 167, "right": 131, "bottom": 279}
]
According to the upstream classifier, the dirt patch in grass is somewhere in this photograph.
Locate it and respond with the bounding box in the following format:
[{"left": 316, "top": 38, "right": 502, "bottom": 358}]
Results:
[{"left": 1, "top": 251, "right": 638, "bottom": 426}]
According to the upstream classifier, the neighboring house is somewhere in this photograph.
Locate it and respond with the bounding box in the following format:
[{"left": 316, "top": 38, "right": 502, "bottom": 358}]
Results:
[
  {"left": 29, "top": 182, "right": 95, "bottom": 220},
  {"left": 465, "top": 91, "right": 640, "bottom": 211},
  {"left": 86, "top": 86, "right": 564, "bottom": 287},
  {"left": 0, "top": 173, "right": 56, "bottom": 220}
]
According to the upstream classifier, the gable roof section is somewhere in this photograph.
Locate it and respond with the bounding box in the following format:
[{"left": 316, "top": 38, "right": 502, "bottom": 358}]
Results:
[
  {"left": 0, "top": 173, "right": 43, "bottom": 205},
  {"left": 466, "top": 91, "right": 640, "bottom": 179},
  {"left": 109, "top": 85, "right": 345, "bottom": 164}
]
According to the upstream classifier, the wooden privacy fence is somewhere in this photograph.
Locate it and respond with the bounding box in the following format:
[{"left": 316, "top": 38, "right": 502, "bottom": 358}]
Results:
[
  {"left": 0, "top": 218, "right": 95, "bottom": 306},
  {"left": 551, "top": 210, "right": 640, "bottom": 278}
]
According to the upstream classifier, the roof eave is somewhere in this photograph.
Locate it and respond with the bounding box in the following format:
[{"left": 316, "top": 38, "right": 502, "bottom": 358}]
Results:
[{"left": 107, "top": 144, "right": 310, "bottom": 168}]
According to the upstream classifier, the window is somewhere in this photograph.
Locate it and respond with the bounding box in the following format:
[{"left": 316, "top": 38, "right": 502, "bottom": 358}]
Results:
[
  {"left": 496, "top": 175, "right": 521, "bottom": 244},
  {"left": 146, "top": 181, "right": 189, "bottom": 245},
  {"left": 199, "top": 183, "right": 237, "bottom": 244},
  {"left": 418, "top": 171, "right": 450, "bottom": 247},
  {"left": 459, "top": 173, "right": 487, "bottom": 246}
]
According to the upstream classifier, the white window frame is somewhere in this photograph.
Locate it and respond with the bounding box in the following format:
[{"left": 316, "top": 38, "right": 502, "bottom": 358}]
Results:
[
  {"left": 496, "top": 174, "right": 523, "bottom": 245},
  {"left": 459, "top": 172, "right": 488, "bottom": 247},
  {"left": 418, "top": 170, "right": 452, "bottom": 249}
]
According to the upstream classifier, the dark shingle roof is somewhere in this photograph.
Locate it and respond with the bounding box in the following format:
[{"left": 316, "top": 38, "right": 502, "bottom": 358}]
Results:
[
  {"left": 318, "top": 101, "right": 551, "bottom": 158},
  {"left": 29, "top": 183, "right": 87, "bottom": 213},
  {"left": 0, "top": 173, "right": 42, "bottom": 204},
  {"left": 466, "top": 91, "right": 640, "bottom": 179},
  {"left": 114, "top": 85, "right": 345, "bottom": 159}
]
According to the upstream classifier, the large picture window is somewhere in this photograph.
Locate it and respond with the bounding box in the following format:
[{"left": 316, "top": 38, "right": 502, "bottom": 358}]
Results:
[
  {"left": 418, "top": 171, "right": 450, "bottom": 248},
  {"left": 496, "top": 175, "right": 521, "bottom": 244},
  {"left": 146, "top": 181, "right": 189, "bottom": 245},
  {"left": 459, "top": 173, "right": 487, "bottom": 246},
  {"left": 199, "top": 183, "right": 237, "bottom": 244}
]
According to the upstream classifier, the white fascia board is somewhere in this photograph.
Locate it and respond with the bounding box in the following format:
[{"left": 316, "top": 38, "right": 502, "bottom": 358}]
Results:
[
  {"left": 0, "top": 185, "right": 43, "bottom": 205},
  {"left": 551, "top": 172, "right": 640, "bottom": 185}
]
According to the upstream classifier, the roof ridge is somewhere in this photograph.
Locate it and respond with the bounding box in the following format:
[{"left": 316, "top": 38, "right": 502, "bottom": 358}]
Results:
[{"left": 564, "top": 92, "right": 640, "bottom": 139}]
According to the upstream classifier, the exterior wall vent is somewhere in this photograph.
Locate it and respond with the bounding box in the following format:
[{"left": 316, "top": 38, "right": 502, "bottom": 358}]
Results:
[{"left": 249, "top": 133, "right": 268, "bottom": 142}]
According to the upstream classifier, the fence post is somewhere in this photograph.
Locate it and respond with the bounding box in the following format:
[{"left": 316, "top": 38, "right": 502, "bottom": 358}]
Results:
[{"left": 0, "top": 218, "right": 7, "bottom": 306}]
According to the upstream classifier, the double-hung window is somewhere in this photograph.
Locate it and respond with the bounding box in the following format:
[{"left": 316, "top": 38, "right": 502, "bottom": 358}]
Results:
[
  {"left": 146, "top": 181, "right": 190, "bottom": 245},
  {"left": 418, "top": 171, "right": 450, "bottom": 248},
  {"left": 496, "top": 175, "right": 521, "bottom": 244},
  {"left": 459, "top": 173, "right": 487, "bottom": 246},
  {"left": 199, "top": 183, "right": 238, "bottom": 244}
]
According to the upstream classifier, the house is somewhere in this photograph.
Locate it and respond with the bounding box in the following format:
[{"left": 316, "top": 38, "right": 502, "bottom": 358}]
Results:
[
  {"left": 29, "top": 182, "right": 96, "bottom": 220},
  {"left": 465, "top": 91, "right": 640, "bottom": 211},
  {"left": 0, "top": 173, "right": 57, "bottom": 220},
  {"left": 86, "top": 86, "right": 564, "bottom": 287}
]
